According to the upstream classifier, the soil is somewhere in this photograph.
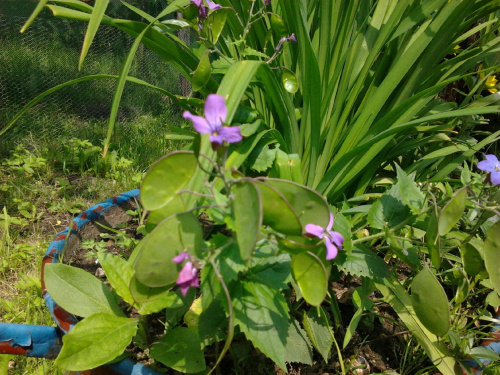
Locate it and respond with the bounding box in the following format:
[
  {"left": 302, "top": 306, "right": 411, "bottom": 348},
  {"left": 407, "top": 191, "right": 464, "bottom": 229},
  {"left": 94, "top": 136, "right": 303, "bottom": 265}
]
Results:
[{"left": 51, "top": 199, "right": 423, "bottom": 375}]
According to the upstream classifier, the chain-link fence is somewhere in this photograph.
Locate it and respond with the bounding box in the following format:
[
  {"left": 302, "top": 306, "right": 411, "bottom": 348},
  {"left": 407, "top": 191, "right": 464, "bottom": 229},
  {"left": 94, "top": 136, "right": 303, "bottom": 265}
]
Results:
[{"left": 0, "top": 0, "right": 184, "bottom": 167}]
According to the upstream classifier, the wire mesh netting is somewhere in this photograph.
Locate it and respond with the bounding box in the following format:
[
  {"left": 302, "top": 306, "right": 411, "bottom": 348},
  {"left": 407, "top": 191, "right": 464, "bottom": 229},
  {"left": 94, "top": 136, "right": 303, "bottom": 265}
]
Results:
[{"left": 0, "top": 0, "right": 185, "bottom": 167}]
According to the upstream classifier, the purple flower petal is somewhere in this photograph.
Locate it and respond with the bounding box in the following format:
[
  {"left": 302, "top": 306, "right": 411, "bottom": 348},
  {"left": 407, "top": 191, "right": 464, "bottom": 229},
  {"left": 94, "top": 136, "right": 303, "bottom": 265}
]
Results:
[
  {"left": 329, "top": 231, "right": 344, "bottom": 250},
  {"left": 206, "top": 0, "right": 221, "bottom": 10},
  {"left": 209, "top": 134, "right": 224, "bottom": 148},
  {"left": 172, "top": 251, "right": 190, "bottom": 264},
  {"left": 204, "top": 94, "right": 227, "bottom": 127},
  {"left": 325, "top": 213, "right": 334, "bottom": 231},
  {"left": 176, "top": 261, "right": 198, "bottom": 285},
  {"left": 491, "top": 171, "right": 500, "bottom": 185},
  {"left": 325, "top": 240, "right": 338, "bottom": 260},
  {"left": 485, "top": 154, "right": 499, "bottom": 164},
  {"left": 305, "top": 223, "right": 325, "bottom": 238},
  {"left": 191, "top": 0, "right": 203, "bottom": 6},
  {"left": 219, "top": 126, "right": 242, "bottom": 144},
  {"left": 183, "top": 111, "right": 213, "bottom": 134},
  {"left": 478, "top": 160, "right": 495, "bottom": 172}
]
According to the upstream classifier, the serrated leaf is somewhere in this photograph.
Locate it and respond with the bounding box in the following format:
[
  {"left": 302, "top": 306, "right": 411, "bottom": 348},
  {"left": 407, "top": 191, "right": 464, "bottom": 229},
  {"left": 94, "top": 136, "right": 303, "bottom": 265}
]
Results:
[
  {"left": 233, "top": 180, "right": 262, "bottom": 260},
  {"left": 285, "top": 319, "right": 313, "bottom": 365},
  {"left": 55, "top": 313, "right": 137, "bottom": 371},
  {"left": 396, "top": 164, "right": 425, "bottom": 214},
  {"left": 97, "top": 252, "right": 134, "bottom": 306},
  {"left": 250, "top": 144, "right": 278, "bottom": 172},
  {"left": 44, "top": 263, "right": 122, "bottom": 318},
  {"left": 438, "top": 187, "right": 467, "bottom": 236},
  {"left": 367, "top": 185, "right": 411, "bottom": 229},
  {"left": 302, "top": 308, "right": 333, "bottom": 362},
  {"left": 335, "top": 245, "right": 391, "bottom": 283},
  {"left": 150, "top": 327, "right": 206, "bottom": 373},
  {"left": 484, "top": 221, "right": 500, "bottom": 292},
  {"left": 231, "top": 280, "right": 289, "bottom": 370},
  {"left": 411, "top": 268, "right": 450, "bottom": 337}
]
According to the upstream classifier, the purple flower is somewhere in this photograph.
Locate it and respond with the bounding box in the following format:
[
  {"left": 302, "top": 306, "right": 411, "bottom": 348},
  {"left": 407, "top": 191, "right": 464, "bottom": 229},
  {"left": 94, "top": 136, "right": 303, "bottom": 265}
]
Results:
[
  {"left": 191, "top": 0, "right": 221, "bottom": 19},
  {"left": 172, "top": 251, "right": 199, "bottom": 296},
  {"left": 183, "top": 94, "right": 242, "bottom": 150},
  {"left": 304, "top": 213, "right": 344, "bottom": 260},
  {"left": 478, "top": 154, "right": 500, "bottom": 185}
]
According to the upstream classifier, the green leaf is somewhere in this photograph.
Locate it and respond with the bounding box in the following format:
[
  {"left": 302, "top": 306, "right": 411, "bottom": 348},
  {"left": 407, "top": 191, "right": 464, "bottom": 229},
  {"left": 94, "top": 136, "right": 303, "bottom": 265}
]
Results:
[
  {"left": 208, "top": 8, "right": 227, "bottom": 44},
  {"left": 79, "top": 0, "right": 110, "bottom": 70},
  {"left": 343, "top": 284, "right": 374, "bottom": 348},
  {"left": 255, "top": 180, "right": 301, "bottom": 235},
  {"left": 145, "top": 194, "right": 186, "bottom": 232},
  {"left": 232, "top": 180, "right": 262, "bottom": 260},
  {"left": 134, "top": 212, "right": 202, "bottom": 287},
  {"left": 484, "top": 221, "right": 500, "bottom": 292},
  {"left": 55, "top": 313, "right": 137, "bottom": 371},
  {"left": 231, "top": 280, "right": 289, "bottom": 371},
  {"left": 291, "top": 252, "right": 329, "bottom": 306},
  {"left": 192, "top": 52, "right": 211, "bottom": 92},
  {"left": 302, "top": 308, "right": 333, "bottom": 362},
  {"left": 285, "top": 319, "right": 313, "bottom": 365},
  {"left": 97, "top": 252, "right": 134, "bottom": 306},
  {"left": 395, "top": 165, "right": 425, "bottom": 214},
  {"left": 426, "top": 207, "right": 441, "bottom": 269},
  {"left": 141, "top": 151, "right": 197, "bottom": 211},
  {"left": 20, "top": 0, "right": 50, "bottom": 33},
  {"left": 335, "top": 245, "right": 392, "bottom": 284},
  {"left": 150, "top": 327, "right": 206, "bottom": 373},
  {"left": 282, "top": 68, "right": 298, "bottom": 94},
  {"left": 250, "top": 144, "right": 277, "bottom": 172},
  {"left": 137, "top": 290, "right": 184, "bottom": 315},
  {"left": 44, "top": 263, "right": 122, "bottom": 318},
  {"left": 461, "top": 242, "right": 484, "bottom": 277},
  {"left": 438, "top": 187, "right": 467, "bottom": 236},
  {"left": 367, "top": 185, "right": 411, "bottom": 230},
  {"left": 376, "top": 277, "right": 457, "bottom": 374},
  {"left": 260, "top": 178, "right": 331, "bottom": 232},
  {"left": 411, "top": 267, "right": 450, "bottom": 337}
]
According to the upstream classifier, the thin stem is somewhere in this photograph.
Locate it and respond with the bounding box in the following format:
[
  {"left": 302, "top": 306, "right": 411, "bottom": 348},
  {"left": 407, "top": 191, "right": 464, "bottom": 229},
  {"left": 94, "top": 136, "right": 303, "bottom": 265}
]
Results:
[
  {"left": 208, "top": 259, "right": 234, "bottom": 375},
  {"left": 320, "top": 307, "right": 346, "bottom": 375}
]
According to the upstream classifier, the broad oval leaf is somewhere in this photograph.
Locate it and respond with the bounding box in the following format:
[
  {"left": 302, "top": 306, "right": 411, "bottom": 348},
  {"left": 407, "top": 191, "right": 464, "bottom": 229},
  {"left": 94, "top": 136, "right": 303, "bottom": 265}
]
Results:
[
  {"left": 134, "top": 212, "right": 202, "bottom": 288},
  {"left": 233, "top": 180, "right": 262, "bottom": 260},
  {"left": 461, "top": 242, "right": 484, "bottom": 277},
  {"left": 192, "top": 52, "right": 211, "bottom": 92},
  {"left": 484, "top": 221, "right": 500, "bottom": 292},
  {"left": 141, "top": 151, "right": 197, "bottom": 211},
  {"left": 259, "top": 178, "right": 330, "bottom": 232},
  {"left": 44, "top": 263, "right": 122, "bottom": 318},
  {"left": 255, "top": 180, "right": 301, "bottom": 235},
  {"left": 438, "top": 187, "right": 467, "bottom": 236},
  {"left": 150, "top": 327, "right": 206, "bottom": 373},
  {"left": 145, "top": 194, "right": 186, "bottom": 232},
  {"left": 291, "top": 252, "right": 328, "bottom": 306},
  {"left": 411, "top": 267, "right": 450, "bottom": 337},
  {"left": 282, "top": 68, "right": 298, "bottom": 94},
  {"left": 55, "top": 313, "right": 138, "bottom": 371}
]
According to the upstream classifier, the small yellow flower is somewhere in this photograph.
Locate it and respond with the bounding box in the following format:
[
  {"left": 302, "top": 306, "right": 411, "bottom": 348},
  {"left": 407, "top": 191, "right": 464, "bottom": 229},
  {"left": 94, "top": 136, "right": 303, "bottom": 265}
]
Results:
[
  {"left": 486, "top": 75, "right": 498, "bottom": 94},
  {"left": 56, "top": 220, "right": 62, "bottom": 225}
]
